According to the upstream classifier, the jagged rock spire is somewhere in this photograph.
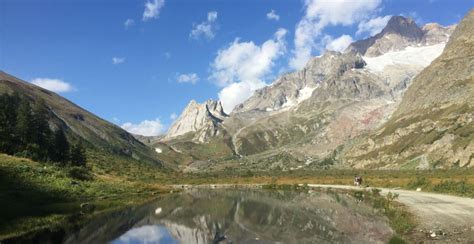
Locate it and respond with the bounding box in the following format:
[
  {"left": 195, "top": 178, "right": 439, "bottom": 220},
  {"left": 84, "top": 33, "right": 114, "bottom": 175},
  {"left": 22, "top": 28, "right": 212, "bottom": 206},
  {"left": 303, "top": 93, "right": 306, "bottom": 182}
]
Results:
[{"left": 165, "top": 99, "right": 227, "bottom": 142}]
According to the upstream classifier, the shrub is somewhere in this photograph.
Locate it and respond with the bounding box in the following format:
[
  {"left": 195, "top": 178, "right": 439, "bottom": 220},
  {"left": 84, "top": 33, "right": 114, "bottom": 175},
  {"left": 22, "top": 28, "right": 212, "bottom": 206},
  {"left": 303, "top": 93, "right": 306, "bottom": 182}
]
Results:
[
  {"left": 406, "top": 177, "right": 430, "bottom": 189},
  {"left": 432, "top": 180, "right": 471, "bottom": 196},
  {"left": 371, "top": 188, "right": 382, "bottom": 196},
  {"left": 363, "top": 189, "right": 415, "bottom": 237},
  {"left": 389, "top": 235, "right": 406, "bottom": 244},
  {"left": 68, "top": 166, "right": 93, "bottom": 181}
]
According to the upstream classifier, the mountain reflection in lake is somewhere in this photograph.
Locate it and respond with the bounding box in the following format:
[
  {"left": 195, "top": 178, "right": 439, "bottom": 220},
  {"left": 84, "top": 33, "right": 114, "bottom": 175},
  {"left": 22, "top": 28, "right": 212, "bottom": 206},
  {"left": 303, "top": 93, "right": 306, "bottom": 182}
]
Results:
[{"left": 69, "top": 189, "right": 394, "bottom": 244}]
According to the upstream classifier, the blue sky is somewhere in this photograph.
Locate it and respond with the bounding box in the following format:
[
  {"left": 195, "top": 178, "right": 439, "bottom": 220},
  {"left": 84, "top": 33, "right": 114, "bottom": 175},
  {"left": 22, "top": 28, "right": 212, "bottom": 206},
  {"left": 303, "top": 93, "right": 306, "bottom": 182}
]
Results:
[{"left": 1, "top": 0, "right": 472, "bottom": 136}]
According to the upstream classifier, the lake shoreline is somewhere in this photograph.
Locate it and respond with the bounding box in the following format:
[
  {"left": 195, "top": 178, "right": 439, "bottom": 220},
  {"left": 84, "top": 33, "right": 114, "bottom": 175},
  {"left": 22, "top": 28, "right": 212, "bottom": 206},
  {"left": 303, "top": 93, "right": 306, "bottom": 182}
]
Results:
[{"left": 169, "top": 183, "right": 474, "bottom": 243}]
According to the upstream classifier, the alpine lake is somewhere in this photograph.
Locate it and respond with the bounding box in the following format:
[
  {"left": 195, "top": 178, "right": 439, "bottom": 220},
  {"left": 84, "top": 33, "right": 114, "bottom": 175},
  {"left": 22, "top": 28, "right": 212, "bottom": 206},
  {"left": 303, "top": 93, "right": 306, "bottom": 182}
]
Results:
[{"left": 62, "top": 187, "right": 394, "bottom": 244}]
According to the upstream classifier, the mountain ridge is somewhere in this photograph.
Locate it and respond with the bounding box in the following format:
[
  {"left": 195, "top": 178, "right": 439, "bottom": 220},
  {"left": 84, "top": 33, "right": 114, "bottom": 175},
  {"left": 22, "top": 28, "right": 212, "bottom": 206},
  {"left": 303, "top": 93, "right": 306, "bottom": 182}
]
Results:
[{"left": 346, "top": 15, "right": 455, "bottom": 57}]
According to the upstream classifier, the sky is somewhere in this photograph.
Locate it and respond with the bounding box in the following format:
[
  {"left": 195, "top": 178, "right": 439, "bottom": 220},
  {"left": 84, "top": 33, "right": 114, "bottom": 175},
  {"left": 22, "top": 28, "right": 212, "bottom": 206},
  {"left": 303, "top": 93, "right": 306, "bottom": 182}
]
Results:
[{"left": 1, "top": 0, "right": 472, "bottom": 136}]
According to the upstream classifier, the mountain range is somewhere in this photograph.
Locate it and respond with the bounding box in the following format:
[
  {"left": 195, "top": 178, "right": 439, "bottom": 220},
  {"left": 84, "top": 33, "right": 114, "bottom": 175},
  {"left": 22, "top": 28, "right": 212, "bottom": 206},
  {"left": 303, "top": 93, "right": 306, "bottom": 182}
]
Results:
[
  {"left": 1, "top": 12, "right": 472, "bottom": 172},
  {"left": 148, "top": 13, "right": 472, "bottom": 171}
]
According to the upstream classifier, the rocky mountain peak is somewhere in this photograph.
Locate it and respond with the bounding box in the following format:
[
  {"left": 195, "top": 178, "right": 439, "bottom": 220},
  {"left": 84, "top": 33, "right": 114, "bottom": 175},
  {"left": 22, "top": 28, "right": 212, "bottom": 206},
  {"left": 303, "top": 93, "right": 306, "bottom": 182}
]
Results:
[
  {"left": 233, "top": 51, "right": 367, "bottom": 114},
  {"left": 346, "top": 15, "right": 452, "bottom": 57},
  {"left": 188, "top": 99, "right": 198, "bottom": 106},
  {"left": 205, "top": 99, "right": 227, "bottom": 120},
  {"left": 381, "top": 16, "right": 423, "bottom": 40},
  {"left": 165, "top": 99, "right": 227, "bottom": 142}
]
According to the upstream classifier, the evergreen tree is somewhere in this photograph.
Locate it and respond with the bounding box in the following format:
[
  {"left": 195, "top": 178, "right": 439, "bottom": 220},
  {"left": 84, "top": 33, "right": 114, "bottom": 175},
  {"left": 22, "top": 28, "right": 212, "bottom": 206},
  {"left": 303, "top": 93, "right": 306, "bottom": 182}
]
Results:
[
  {"left": 70, "top": 142, "right": 87, "bottom": 167},
  {"left": 50, "top": 128, "right": 69, "bottom": 165},
  {"left": 0, "top": 94, "right": 74, "bottom": 166},
  {"left": 15, "top": 98, "right": 33, "bottom": 152},
  {"left": 30, "top": 100, "right": 51, "bottom": 161},
  {"left": 0, "top": 93, "right": 20, "bottom": 154}
]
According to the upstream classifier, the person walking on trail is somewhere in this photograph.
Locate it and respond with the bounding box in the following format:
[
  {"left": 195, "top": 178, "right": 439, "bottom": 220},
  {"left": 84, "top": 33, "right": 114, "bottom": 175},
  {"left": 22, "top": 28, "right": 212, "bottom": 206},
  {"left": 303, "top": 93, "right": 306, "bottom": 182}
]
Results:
[{"left": 354, "top": 176, "right": 363, "bottom": 186}]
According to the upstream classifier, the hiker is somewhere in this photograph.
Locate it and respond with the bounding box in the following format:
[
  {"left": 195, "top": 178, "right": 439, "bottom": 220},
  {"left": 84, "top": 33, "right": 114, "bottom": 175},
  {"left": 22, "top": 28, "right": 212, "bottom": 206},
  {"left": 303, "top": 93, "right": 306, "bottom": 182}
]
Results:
[{"left": 354, "top": 176, "right": 363, "bottom": 186}]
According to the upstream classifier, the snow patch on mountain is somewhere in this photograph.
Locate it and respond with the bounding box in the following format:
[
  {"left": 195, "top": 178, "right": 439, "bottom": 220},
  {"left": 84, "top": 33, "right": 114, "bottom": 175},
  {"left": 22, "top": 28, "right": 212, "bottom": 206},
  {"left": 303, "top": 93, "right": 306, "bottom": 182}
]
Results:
[
  {"left": 364, "top": 43, "right": 445, "bottom": 72},
  {"left": 280, "top": 86, "right": 318, "bottom": 109},
  {"left": 281, "top": 98, "right": 295, "bottom": 109},
  {"left": 297, "top": 86, "right": 317, "bottom": 103}
]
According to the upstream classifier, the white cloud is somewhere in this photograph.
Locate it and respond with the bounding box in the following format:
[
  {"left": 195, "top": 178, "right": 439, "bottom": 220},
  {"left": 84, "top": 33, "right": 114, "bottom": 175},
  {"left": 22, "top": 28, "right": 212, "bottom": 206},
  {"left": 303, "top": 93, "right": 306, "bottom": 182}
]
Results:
[
  {"left": 112, "top": 57, "right": 126, "bottom": 64},
  {"left": 170, "top": 113, "right": 178, "bottom": 120},
  {"left": 121, "top": 118, "right": 164, "bottom": 136},
  {"left": 210, "top": 28, "right": 288, "bottom": 113},
  {"left": 124, "top": 18, "right": 135, "bottom": 29},
  {"left": 30, "top": 78, "right": 74, "bottom": 93},
  {"left": 357, "top": 15, "right": 391, "bottom": 36},
  {"left": 218, "top": 82, "right": 263, "bottom": 113},
  {"left": 325, "top": 34, "right": 354, "bottom": 52},
  {"left": 207, "top": 11, "right": 218, "bottom": 22},
  {"left": 142, "top": 0, "right": 165, "bottom": 21},
  {"left": 190, "top": 11, "right": 218, "bottom": 40},
  {"left": 266, "top": 9, "right": 280, "bottom": 21},
  {"left": 176, "top": 73, "right": 199, "bottom": 84},
  {"left": 290, "top": 0, "right": 382, "bottom": 70}
]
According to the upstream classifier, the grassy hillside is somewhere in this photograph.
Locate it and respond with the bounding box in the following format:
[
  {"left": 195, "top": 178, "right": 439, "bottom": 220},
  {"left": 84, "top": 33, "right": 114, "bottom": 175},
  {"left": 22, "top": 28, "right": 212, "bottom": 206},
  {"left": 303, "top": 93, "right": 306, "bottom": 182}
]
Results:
[
  {"left": 152, "top": 130, "right": 235, "bottom": 170},
  {"left": 0, "top": 72, "right": 161, "bottom": 166}
]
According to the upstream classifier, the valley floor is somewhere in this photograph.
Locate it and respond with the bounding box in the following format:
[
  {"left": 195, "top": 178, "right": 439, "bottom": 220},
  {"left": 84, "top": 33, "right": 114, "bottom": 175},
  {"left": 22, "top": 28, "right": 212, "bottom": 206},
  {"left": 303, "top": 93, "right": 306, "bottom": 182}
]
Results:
[
  {"left": 2, "top": 152, "right": 474, "bottom": 242},
  {"left": 170, "top": 168, "right": 474, "bottom": 198}
]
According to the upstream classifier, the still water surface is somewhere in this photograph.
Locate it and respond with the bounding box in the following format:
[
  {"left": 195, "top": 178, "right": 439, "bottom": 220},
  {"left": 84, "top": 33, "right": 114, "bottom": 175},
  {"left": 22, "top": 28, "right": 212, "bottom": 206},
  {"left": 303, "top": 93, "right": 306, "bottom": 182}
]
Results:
[{"left": 67, "top": 189, "right": 393, "bottom": 243}]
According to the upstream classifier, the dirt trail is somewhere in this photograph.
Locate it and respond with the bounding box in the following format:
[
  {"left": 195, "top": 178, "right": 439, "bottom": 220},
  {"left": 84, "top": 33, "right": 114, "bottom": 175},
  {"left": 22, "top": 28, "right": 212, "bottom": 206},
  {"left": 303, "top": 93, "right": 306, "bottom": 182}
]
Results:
[{"left": 308, "top": 184, "right": 474, "bottom": 242}]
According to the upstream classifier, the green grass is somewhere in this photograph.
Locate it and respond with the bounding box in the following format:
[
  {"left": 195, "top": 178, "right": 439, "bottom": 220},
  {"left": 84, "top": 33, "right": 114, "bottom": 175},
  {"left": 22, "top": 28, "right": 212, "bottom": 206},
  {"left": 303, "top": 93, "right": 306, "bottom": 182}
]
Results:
[
  {"left": 157, "top": 132, "right": 235, "bottom": 165},
  {"left": 406, "top": 177, "right": 474, "bottom": 197},
  {"left": 87, "top": 150, "right": 169, "bottom": 182}
]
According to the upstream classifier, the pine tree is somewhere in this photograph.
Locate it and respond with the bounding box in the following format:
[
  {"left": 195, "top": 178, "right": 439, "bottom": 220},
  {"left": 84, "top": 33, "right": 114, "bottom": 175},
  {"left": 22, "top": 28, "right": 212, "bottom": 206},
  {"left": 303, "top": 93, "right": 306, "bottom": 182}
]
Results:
[
  {"left": 30, "top": 100, "right": 51, "bottom": 161},
  {"left": 0, "top": 93, "right": 20, "bottom": 154},
  {"left": 15, "top": 98, "right": 33, "bottom": 152},
  {"left": 0, "top": 95, "right": 71, "bottom": 165},
  {"left": 51, "top": 128, "right": 69, "bottom": 165},
  {"left": 70, "top": 142, "right": 87, "bottom": 167}
]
